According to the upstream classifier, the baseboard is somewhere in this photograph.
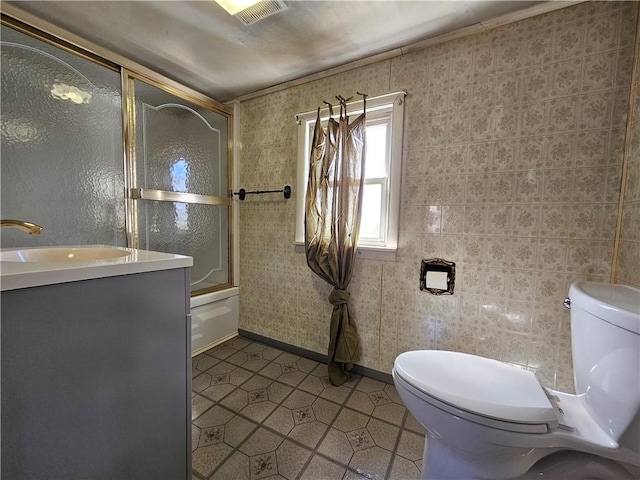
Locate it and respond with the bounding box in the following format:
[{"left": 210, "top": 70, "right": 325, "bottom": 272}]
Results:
[{"left": 238, "top": 329, "right": 393, "bottom": 384}]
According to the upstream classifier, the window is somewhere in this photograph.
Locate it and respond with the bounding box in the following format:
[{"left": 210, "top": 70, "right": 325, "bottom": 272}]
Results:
[{"left": 295, "top": 91, "right": 405, "bottom": 261}]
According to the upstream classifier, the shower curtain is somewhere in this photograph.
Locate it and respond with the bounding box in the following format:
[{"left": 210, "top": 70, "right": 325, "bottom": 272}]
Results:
[{"left": 305, "top": 102, "right": 366, "bottom": 386}]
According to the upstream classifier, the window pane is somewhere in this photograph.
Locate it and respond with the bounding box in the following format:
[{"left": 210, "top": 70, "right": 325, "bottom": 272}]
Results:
[
  {"left": 365, "top": 124, "right": 388, "bottom": 179},
  {"left": 360, "top": 183, "right": 382, "bottom": 239}
]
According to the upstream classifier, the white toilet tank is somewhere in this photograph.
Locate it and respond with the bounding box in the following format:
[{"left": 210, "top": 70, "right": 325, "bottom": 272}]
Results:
[{"left": 569, "top": 281, "right": 640, "bottom": 453}]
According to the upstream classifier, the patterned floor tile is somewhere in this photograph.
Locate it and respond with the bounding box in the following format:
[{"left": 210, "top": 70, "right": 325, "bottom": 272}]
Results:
[
  {"left": 348, "top": 445, "right": 392, "bottom": 480},
  {"left": 193, "top": 352, "right": 220, "bottom": 372},
  {"left": 227, "top": 350, "right": 249, "bottom": 366},
  {"left": 192, "top": 337, "right": 425, "bottom": 480},
  {"left": 282, "top": 389, "right": 316, "bottom": 409},
  {"left": 192, "top": 404, "right": 257, "bottom": 450},
  {"left": 216, "top": 373, "right": 282, "bottom": 421},
  {"left": 388, "top": 454, "right": 422, "bottom": 480},
  {"left": 300, "top": 454, "right": 346, "bottom": 480},
  {"left": 343, "top": 469, "right": 371, "bottom": 480},
  {"left": 275, "top": 439, "right": 312, "bottom": 480},
  {"left": 287, "top": 420, "right": 328, "bottom": 449},
  {"left": 209, "top": 342, "right": 238, "bottom": 360},
  {"left": 241, "top": 399, "right": 278, "bottom": 423},
  {"left": 333, "top": 407, "right": 370, "bottom": 433},
  {"left": 249, "top": 452, "right": 278, "bottom": 479},
  {"left": 311, "top": 397, "right": 341, "bottom": 424},
  {"left": 210, "top": 451, "right": 251, "bottom": 480},
  {"left": 346, "top": 428, "right": 375, "bottom": 452},
  {"left": 267, "top": 381, "right": 293, "bottom": 404},
  {"left": 273, "top": 352, "right": 301, "bottom": 365},
  {"left": 319, "top": 384, "right": 352, "bottom": 404},
  {"left": 396, "top": 429, "right": 425, "bottom": 463},
  {"left": 264, "top": 406, "right": 296, "bottom": 436},
  {"left": 371, "top": 402, "right": 406, "bottom": 426},
  {"left": 355, "top": 377, "right": 387, "bottom": 393},
  {"left": 278, "top": 370, "right": 308, "bottom": 387},
  {"left": 192, "top": 394, "right": 214, "bottom": 420},
  {"left": 366, "top": 417, "right": 400, "bottom": 451},
  {"left": 318, "top": 427, "right": 354, "bottom": 465},
  {"left": 232, "top": 337, "right": 253, "bottom": 350},
  {"left": 192, "top": 442, "right": 234, "bottom": 477},
  {"left": 244, "top": 357, "right": 271, "bottom": 372},
  {"left": 297, "top": 375, "right": 326, "bottom": 395},
  {"left": 202, "top": 382, "right": 236, "bottom": 402},
  {"left": 261, "top": 346, "right": 285, "bottom": 361},
  {"left": 225, "top": 415, "right": 259, "bottom": 448},
  {"left": 345, "top": 390, "right": 375, "bottom": 415},
  {"left": 260, "top": 361, "right": 308, "bottom": 386},
  {"left": 192, "top": 424, "right": 200, "bottom": 452},
  {"left": 242, "top": 342, "right": 269, "bottom": 353},
  {"left": 296, "top": 357, "right": 321, "bottom": 373},
  {"left": 194, "top": 404, "right": 235, "bottom": 429},
  {"left": 239, "top": 427, "right": 285, "bottom": 457},
  {"left": 192, "top": 372, "right": 215, "bottom": 393},
  {"left": 309, "top": 363, "right": 328, "bottom": 377}
]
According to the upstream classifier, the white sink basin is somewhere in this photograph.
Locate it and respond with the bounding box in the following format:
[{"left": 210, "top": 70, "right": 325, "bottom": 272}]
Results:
[
  {"left": 1, "top": 246, "right": 131, "bottom": 263},
  {"left": 1, "top": 246, "right": 192, "bottom": 292}
]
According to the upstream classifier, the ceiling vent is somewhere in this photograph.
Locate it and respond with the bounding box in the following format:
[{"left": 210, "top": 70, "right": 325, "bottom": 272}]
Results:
[{"left": 234, "top": 0, "right": 288, "bottom": 25}]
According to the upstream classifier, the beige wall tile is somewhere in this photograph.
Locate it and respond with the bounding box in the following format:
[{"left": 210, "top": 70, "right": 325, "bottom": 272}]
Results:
[{"left": 238, "top": 2, "right": 639, "bottom": 393}]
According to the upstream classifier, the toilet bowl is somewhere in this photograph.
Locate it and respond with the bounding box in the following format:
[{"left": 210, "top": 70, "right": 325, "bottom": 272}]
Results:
[{"left": 393, "top": 281, "right": 640, "bottom": 480}]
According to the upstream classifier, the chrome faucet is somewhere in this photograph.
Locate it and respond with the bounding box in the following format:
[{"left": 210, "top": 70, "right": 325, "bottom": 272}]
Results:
[{"left": 1, "top": 219, "right": 43, "bottom": 235}]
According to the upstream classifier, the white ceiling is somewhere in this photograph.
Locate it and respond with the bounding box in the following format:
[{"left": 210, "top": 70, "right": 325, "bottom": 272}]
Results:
[{"left": 6, "top": 1, "right": 547, "bottom": 102}]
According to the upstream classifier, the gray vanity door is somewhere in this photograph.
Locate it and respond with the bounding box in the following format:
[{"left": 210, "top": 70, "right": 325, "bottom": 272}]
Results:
[{"left": 1, "top": 267, "right": 191, "bottom": 479}]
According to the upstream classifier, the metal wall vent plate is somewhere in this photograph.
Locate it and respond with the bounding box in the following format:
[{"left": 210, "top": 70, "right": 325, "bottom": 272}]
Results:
[{"left": 234, "top": 0, "right": 288, "bottom": 25}]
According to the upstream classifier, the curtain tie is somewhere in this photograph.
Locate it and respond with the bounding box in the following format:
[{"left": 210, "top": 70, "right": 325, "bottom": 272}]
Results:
[{"left": 329, "top": 289, "right": 350, "bottom": 306}]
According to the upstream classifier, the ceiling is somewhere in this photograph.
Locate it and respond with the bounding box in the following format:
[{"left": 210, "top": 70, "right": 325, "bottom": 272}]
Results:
[{"left": 6, "top": 1, "right": 548, "bottom": 102}]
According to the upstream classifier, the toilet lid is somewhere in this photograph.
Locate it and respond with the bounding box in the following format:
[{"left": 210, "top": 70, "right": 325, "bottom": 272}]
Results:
[{"left": 394, "top": 350, "right": 557, "bottom": 425}]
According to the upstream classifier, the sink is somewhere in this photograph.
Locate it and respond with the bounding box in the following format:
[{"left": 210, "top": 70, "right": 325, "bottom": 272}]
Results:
[
  {"left": 0, "top": 246, "right": 131, "bottom": 263},
  {"left": 1, "top": 246, "right": 191, "bottom": 291}
]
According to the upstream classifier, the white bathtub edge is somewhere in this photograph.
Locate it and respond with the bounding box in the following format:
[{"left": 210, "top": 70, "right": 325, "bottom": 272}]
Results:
[
  {"left": 192, "top": 331, "right": 238, "bottom": 357},
  {"left": 190, "top": 286, "right": 239, "bottom": 308}
]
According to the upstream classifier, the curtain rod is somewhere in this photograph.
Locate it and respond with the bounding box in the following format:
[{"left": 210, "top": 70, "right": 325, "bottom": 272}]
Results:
[{"left": 295, "top": 91, "right": 405, "bottom": 125}]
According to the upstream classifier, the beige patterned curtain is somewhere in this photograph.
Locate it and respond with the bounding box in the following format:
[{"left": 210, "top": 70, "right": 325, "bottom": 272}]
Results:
[{"left": 305, "top": 103, "right": 366, "bottom": 386}]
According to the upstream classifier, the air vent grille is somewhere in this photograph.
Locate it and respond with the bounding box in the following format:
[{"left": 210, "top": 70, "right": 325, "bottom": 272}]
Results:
[{"left": 234, "top": 0, "right": 288, "bottom": 25}]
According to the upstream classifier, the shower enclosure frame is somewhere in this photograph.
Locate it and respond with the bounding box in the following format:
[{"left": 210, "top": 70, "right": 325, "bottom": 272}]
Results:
[{"left": 1, "top": 9, "right": 236, "bottom": 297}]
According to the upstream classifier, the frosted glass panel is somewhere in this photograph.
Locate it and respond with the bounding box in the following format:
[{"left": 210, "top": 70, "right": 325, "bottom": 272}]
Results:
[
  {"left": 133, "top": 78, "right": 230, "bottom": 292},
  {"left": 0, "top": 25, "right": 125, "bottom": 248},
  {"left": 137, "top": 201, "right": 229, "bottom": 291},
  {"left": 134, "top": 80, "right": 227, "bottom": 196}
]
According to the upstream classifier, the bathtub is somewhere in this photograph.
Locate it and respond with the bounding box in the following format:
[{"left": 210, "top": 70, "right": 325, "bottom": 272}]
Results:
[{"left": 190, "top": 287, "right": 239, "bottom": 356}]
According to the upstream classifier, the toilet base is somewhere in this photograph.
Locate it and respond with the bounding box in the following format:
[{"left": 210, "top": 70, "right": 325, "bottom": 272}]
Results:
[
  {"left": 422, "top": 438, "right": 639, "bottom": 480},
  {"left": 421, "top": 432, "right": 548, "bottom": 480},
  {"left": 520, "top": 452, "right": 640, "bottom": 480}
]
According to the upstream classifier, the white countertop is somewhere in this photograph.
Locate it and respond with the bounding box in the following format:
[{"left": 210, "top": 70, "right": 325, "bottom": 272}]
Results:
[{"left": 0, "top": 246, "right": 193, "bottom": 291}]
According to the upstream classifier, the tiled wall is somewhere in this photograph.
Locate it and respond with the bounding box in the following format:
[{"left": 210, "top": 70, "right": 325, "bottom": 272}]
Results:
[
  {"left": 238, "top": 1, "right": 639, "bottom": 392},
  {"left": 616, "top": 16, "right": 640, "bottom": 287}
]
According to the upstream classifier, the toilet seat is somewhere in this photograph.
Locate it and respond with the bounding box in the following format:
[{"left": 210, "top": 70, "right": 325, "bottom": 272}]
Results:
[{"left": 394, "top": 350, "right": 559, "bottom": 433}]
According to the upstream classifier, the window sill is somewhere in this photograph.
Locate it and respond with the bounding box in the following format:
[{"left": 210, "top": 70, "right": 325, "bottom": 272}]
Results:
[{"left": 294, "top": 243, "right": 396, "bottom": 261}]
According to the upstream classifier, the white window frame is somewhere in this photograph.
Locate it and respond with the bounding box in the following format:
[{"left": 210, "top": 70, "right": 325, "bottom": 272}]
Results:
[{"left": 295, "top": 91, "right": 405, "bottom": 261}]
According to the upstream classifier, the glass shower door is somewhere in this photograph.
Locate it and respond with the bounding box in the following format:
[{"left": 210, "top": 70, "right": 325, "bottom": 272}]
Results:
[
  {"left": 127, "top": 74, "right": 231, "bottom": 294},
  {"left": 0, "top": 24, "right": 125, "bottom": 248}
]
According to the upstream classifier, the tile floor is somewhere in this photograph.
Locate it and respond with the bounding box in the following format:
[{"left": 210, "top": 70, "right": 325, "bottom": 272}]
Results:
[{"left": 191, "top": 336, "right": 426, "bottom": 480}]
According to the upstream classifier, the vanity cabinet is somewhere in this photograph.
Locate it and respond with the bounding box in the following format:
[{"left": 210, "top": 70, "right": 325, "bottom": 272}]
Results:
[{"left": 1, "top": 266, "right": 191, "bottom": 479}]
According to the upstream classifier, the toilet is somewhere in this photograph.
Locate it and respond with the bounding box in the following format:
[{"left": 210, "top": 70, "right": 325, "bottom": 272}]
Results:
[{"left": 393, "top": 281, "right": 640, "bottom": 479}]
